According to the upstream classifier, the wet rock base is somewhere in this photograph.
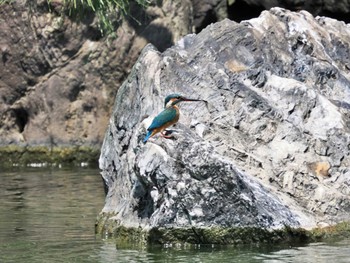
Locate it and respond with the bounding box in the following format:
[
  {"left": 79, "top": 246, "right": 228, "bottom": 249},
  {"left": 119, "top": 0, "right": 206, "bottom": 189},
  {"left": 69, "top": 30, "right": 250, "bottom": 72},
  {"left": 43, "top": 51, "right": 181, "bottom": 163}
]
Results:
[{"left": 95, "top": 214, "right": 350, "bottom": 246}]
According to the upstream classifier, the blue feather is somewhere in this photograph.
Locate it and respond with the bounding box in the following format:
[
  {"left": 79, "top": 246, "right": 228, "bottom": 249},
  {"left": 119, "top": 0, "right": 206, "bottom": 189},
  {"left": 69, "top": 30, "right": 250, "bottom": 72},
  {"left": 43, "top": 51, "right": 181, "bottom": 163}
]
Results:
[
  {"left": 143, "top": 130, "right": 152, "bottom": 143},
  {"left": 164, "top": 93, "right": 181, "bottom": 108},
  {"left": 148, "top": 108, "right": 177, "bottom": 130},
  {"left": 143, "top": 108, "right": 177, "bottom": 143}
]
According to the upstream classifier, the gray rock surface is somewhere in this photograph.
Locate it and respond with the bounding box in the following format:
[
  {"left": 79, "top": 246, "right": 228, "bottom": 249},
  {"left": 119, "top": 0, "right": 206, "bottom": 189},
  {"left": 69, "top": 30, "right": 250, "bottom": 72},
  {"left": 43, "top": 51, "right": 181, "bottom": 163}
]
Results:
[
  {"left": 2, "top": 0, "right": 350, "bottom": 155},
  {"left": 99, "top": 8, "right": 350, "bottom": 237},
  {"left": 0, "top": 0, "right": 192, "bottom": 147},
  {"left": 192, "top": 0, "right": 350, "bottom": 32}
]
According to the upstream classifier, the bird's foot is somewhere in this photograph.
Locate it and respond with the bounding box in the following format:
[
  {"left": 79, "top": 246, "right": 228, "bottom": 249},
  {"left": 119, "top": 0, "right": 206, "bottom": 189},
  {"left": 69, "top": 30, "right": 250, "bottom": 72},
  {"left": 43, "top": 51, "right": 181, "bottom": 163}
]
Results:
[
  {"left": 163, "top": 129, "right": 176, "bottom": 136},
  {"left": 161, "top": 131, "right": 176, "bottom": 140}
]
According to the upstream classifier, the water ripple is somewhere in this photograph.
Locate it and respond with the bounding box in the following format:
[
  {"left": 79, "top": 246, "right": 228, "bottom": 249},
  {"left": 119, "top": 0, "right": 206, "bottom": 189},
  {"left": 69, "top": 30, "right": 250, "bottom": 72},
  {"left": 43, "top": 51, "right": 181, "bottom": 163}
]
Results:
[{"left": 0, "top": 168, "right": 349, "bottom": 263}]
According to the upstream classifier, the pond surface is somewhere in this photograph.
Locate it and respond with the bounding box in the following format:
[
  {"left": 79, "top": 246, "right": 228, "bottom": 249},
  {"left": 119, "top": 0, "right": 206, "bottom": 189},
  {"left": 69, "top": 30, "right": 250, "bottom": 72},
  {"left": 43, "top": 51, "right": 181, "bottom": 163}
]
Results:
[{"left": 0, "top": 168, "right": 349, "bottom": 262}]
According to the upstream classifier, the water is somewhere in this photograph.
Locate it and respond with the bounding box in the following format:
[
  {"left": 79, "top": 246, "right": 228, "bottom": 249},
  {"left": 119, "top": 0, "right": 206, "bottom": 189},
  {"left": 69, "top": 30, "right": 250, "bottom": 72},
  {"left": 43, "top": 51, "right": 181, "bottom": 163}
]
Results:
[{"left": 1, "top": 168, "right": 349, "bottom": 263}]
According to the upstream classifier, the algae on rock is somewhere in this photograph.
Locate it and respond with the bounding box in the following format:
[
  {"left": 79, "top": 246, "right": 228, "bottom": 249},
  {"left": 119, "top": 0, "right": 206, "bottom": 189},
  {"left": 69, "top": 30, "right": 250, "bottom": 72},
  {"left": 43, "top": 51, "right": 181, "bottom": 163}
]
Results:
[{"left": 0, "top": 145, "right": 99, "bottom": 168}]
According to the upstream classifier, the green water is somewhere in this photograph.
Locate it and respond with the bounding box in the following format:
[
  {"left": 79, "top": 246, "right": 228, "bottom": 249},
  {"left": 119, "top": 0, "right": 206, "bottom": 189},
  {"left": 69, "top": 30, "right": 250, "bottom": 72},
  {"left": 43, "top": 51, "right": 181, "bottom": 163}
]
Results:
[{"left": 1, "top": 168, "right": 349, "bottom": 263}]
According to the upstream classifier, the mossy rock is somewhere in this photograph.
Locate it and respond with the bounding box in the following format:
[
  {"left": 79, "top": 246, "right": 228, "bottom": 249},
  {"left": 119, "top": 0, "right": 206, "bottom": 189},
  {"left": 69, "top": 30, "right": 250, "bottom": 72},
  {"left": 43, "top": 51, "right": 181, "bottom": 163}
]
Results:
[
  {"left": 95, "top": 213, "right": 350, "bottom": 246},
  {"left": 0, "top": 145, "right": 100, "bottom": 168},
  {"left": 310, "top": 222, "right": 350, "bottom": 241}
]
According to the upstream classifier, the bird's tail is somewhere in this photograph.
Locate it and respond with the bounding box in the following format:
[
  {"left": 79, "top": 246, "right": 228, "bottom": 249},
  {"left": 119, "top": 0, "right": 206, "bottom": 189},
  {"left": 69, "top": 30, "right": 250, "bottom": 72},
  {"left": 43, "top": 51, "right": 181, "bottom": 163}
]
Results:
[{"left": 143, "top": 130, "right": 152, "bottom": 143}]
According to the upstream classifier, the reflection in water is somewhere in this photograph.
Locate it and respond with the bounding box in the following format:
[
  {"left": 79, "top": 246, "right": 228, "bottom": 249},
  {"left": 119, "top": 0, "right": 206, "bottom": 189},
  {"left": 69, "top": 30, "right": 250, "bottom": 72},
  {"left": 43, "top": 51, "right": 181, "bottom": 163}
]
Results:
[
  {"left": 0, "top": 168, "right": 105, "bottom": 263},
  {"left": 255, "top": 240, "right": 350, "bottom": 263},
  {"left": 0, "top": 168, "right": 349, "bottom": 263},
  {"left": 95, "top": 240, "right": 350, "bottom": 263}
]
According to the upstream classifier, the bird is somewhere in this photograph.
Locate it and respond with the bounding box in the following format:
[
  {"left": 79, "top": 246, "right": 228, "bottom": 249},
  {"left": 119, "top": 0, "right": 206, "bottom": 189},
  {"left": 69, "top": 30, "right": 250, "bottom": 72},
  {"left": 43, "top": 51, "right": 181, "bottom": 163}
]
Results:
[{"left": 143, "top": 94, "right": 207, "bottom": 143}]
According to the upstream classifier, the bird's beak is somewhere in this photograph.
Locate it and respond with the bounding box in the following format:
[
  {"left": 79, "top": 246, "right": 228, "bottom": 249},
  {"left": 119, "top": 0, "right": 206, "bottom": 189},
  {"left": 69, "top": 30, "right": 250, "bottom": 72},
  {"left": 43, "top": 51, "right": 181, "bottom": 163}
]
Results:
[{"left": 181, "top": 97, "right": 208, "bottom": 103}]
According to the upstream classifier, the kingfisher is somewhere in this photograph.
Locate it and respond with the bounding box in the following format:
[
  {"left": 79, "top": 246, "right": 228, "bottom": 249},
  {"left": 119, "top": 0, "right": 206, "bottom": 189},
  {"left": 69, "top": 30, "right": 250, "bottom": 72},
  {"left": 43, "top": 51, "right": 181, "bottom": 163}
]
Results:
[{"left": 143, "top": 94, "right": 207, "bottom": 143}]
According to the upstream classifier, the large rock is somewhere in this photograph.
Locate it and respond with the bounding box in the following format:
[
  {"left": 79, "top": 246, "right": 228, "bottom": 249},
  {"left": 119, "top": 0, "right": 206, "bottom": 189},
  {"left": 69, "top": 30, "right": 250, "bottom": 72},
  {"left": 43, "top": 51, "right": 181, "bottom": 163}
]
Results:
[
  {"left": 0, "top": 0, "right": 192, "bottom": 148},
  {"left": 2, "top": 0, "right": 350, "bottom": 167},
  {"left": 97, "top": 8, "right": 350, "bottom": 244}
]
